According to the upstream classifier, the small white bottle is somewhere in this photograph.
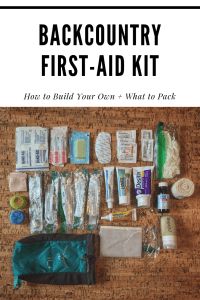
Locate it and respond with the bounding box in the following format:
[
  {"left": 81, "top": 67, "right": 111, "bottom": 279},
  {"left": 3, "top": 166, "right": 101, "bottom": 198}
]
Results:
[{"left": 161, "top": 216, "right": 177, "bottom": 249}]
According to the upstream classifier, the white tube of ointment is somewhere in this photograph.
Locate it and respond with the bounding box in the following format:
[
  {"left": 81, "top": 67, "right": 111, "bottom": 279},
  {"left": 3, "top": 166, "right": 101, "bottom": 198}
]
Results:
[
  {"left": 103, "top": 166, "right": 115, "bottom": 209},
  {"left": 116, "top": 167, "right": 132, "bottom": 205},
  {"left": 133, "top": 166, "right": 154, "bottom": 208}
]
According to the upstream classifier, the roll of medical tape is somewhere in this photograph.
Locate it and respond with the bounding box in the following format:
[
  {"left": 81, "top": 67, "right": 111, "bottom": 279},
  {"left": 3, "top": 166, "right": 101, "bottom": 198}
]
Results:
[
  {"left": 9, "top": 210, "right": 25, "bottom": 224},
  {"left": 9, "top": 195, "right": 27, "bottom": 210}
]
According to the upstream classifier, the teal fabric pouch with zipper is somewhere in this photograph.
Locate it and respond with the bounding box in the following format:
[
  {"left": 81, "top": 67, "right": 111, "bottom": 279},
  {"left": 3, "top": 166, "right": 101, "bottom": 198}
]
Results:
[{"left": 12, "top": 234, "right": 96, "bottom": 288}]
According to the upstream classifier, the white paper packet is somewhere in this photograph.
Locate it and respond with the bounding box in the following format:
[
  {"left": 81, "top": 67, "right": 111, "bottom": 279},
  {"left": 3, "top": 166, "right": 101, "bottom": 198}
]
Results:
[
  {"left": 16, "top": 127, "right": 49, "bottom": 171},
  {"left": 116, "top": 130, "right": 137, "bottom": 163}
]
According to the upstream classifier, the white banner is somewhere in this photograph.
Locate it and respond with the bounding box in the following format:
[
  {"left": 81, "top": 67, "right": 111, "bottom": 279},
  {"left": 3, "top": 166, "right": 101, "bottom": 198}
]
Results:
[{"left": 0, "top": 7, "right": 200, "bottom": 106}]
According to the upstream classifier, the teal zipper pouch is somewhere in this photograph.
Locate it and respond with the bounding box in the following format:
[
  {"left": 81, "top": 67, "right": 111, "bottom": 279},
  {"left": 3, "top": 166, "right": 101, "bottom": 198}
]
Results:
[{"left": 12, "top": 234, "right": 96, "bottom": 288}]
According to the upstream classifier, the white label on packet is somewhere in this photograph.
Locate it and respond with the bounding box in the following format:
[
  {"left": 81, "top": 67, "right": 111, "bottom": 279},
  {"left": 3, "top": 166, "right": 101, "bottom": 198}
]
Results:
[
  {"left": 162, "top": 235, "right": 177, "bottom": 249},
  {"left": 141, "top": 130, "right": 153, "bottom": 140},
  {"left": 116, "top": 130, "right": 136, "bottom": 163},
  {"left": 117, "top": 130, "right": 136, "bottom": 142},
  {"left": 50, "top": 127, "right": 68, "bottom": 166},
  {"left": 16, "top": 127, "right": 49, "bottom": 171},
  {"left": 141, "top": 139, "right": 154, "bottom": 162},
  {"left": 136, "top": 195, "right": 150, "bottom": 208},
  {"left": 118, "top": 143, "right": 137, "bottom": 163},
  {"left": 157, "top": 194, "right": 170, "bottom": 210}
]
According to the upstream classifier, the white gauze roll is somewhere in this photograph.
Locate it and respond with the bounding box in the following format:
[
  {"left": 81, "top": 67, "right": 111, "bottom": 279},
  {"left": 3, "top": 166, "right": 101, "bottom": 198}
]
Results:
[{"left": 171, "top": 178, "right": 194, "bottom": 199}]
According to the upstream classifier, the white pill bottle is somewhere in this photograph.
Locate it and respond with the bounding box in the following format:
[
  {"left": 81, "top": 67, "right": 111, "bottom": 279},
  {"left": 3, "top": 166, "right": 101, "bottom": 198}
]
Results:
[{"left": 161, "top": 215, "right": 177, "bottom": 249}]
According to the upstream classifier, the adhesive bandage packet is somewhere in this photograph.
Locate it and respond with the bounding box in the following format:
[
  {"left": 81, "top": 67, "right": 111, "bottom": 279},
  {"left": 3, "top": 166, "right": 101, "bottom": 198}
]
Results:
[
  {"left": 16, "top": 127, "right": 49, "bottom": 171},
  {"left": 70, "top": 131, "right": 90, "bottom": 164},
  {"left": 50, "top": 127, "right": 68, "bottom": 166},
  {"left": 116, "top": 130, "right": 137, "bottom": 163}
]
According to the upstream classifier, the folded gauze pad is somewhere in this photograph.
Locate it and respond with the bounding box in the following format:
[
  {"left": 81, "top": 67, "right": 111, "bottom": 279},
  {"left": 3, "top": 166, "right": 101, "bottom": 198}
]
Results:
[
  {"left": 95, "top": 132, "right": 111, "bottom": 164},
  {"left": 99, "top": 226, "right": 142, "bottom": 257}
]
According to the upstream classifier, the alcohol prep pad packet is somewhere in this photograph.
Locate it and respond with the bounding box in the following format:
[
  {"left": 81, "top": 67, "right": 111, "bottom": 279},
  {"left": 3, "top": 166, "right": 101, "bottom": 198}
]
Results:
[{"left": 116, "top": 130, "right": 137, "bottom": 163}]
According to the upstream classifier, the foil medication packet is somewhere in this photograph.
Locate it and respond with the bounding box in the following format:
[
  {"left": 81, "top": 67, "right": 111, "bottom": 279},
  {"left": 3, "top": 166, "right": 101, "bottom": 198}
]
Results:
[{"left": 16, "top": 127, "right": 49, "bottom": 171}]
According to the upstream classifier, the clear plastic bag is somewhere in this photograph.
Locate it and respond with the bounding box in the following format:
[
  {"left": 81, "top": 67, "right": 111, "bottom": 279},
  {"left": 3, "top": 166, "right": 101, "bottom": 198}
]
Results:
[
  {"left": 86, "top": 170, "right": 102, "bottom": 230},
  {"left": 44, "top": 172, "right": 59, "bottom": 233},
  {"left": 155, "top": 122, "right": 180, "bottom": 179},
  {"left": 28, "top": 173, "right": 43, "bottom": 234},
  {"left": 60, "top": 172, "right": 75, "bottom": 232},
  {"left": 73, "top": 169, "right": 89, "bottom": 229},
  {"left": 143, "top": 225, "right": 160, "bottom": 258}
]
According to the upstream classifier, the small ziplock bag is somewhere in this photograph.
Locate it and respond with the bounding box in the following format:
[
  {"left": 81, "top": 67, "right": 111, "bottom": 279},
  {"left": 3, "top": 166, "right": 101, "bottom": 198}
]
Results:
[
  {"left": 143, "top": 225, "right": 160, "bottom": 258},
  {"left": 12, "top": 234, "right": 96, "bottom": 288}
]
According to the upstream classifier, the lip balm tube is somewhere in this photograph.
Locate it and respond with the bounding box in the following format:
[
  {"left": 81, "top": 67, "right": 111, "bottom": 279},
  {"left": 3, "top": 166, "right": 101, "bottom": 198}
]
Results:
[
  {"left": 161, "top": 215, "right": 177, "bottom": 249},
  {"left": 116, "top": 167, "right": 132, "bottom": 205},
  {"left": 103, "top": 166, "right": 115, "bottom": 209},
  {"left": 133, "top": 166, "right": 154, "bottom": 208}
]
